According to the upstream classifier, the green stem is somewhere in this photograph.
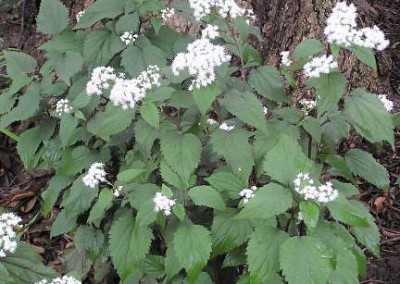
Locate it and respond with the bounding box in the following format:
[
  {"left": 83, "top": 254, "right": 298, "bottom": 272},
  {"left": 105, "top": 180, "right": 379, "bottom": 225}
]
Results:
[{"left": 0, "top": 128, "right": 20, "bottom": 142}]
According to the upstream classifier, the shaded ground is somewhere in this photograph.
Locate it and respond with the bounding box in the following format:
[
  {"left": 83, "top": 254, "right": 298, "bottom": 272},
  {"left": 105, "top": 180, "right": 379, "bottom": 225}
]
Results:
[{"left": 0, "top": 0, "right": 399, "bottom": 283}]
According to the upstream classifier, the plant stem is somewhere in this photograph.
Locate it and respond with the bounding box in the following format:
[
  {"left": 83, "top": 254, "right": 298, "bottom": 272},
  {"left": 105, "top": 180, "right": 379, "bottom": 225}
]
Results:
[{"left": 0, "top": 128, "right": 20, "bottom": 142}]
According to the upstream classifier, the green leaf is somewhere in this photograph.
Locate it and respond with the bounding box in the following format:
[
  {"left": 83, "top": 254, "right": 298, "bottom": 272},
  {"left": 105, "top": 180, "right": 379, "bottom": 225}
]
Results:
[
  {"left": 344, "top": 88, "right": 394, "bottom": 148},
  {"left": 117, "top": 169, "right": 146, "bottom": 184},
  {"left": 331, "top": 180, "right": 359, "bottom": 197},
  {"left": 210, "top": 128, "right": 254, "bottom": 178},
  {"left": 188, "top": 186, "right": 226, "bottom": 211},
  {"left": 235, "top": 183, "right": 292, "bottom": 219},
  {"left": 0, "top": 82, "right": 41, "bottom": 128},
  {"left": 121, "top": 38, "right": 166, "bottom": 77},
  {"left": 50, "top": 209, "right": 78, "bottom": 237},
  {"left": 223, "top": 90, "right": 268, "bottom": 133},
  {"left": 173, "top": 203, "right": 186, "bottom": 222},
  {"left": 1, "top": 242, "right": 58, "bottom": 283},
  {"left": 249, "top": 66, "right": 288, "bottom": 102},
  {"left": 325, "top": 154, "right": 354, "bottom": 182},
  {"left": 211, "top": 209, "right": 255, "bottom": 256},
  {"left": 74, "top": 0, "right": 125, "bottom": 29},
  {"left": 263, "top": 133, "right": 313, "bottom": 185},
  {"left": 87, "top": 188, "right": 114, "bottom": 225},
  {"left": 3, "top": 50, "right": 37, "bottom": 78},
  {"left": 83, "top": 28, "right": 124, "bottom": 66},
  {"left": 206, "top": 171, "right": 247, "bottom": 200},
  {"left": 47, "top": 51, "right": 83, "bottom": 84},
  {"left": 36, "top": 0, "right": 69, "bottom": 35},
  {"left": 141, "top": 255, "right": 165, "bottom": 278},
  {"left": 109, "top": 214, "right": 153, "bottom": 281},
  {"left": 345, "top": 149, "right": 389, "bottom": 188},
  {"left": 140, "top": 101, "right": 159, "bottom": 128},
  {"left": 60, "top": 114, "right": 79, "bottom": 147},
  {"left": 161, "top": 131, "right": 202, "bottom": 181},
  {"left": 134, "top": 118, "right": 159, "bottom": 158},
  {"left": 192, "top": 83, "right": 219, "bottom": 116},
  {"left": 247, "top": 226, "right": 289, "bottom": 283},
  {"left": 41, "top": 175, "right": 74, "bottom": 215},
  {"left": 279, "top": 237, "right": 333, "bottom": 284},
  {"left": 292, "top": 39, "right": 325, "bottom": 59},
  {"left": 136, "top": 200, "right": 157, "bottom": 226},
  {"left": 307, "top": 71, "right": 346, "bottom": 116},
  {"left": 326, "top": 197, "right": 369, "bottom": 227},
  {"left": 348, "top": 46, "right": 377, "bottom": 70},
  {"left": 302, "top": 117, "right": 322, "bottom": 143},
  {"left": 299, "top": 201, "right": 320, "bottom": 229},
  {"left": 328, "top": 249, "right": 359, "bottom": 284},
  {"left": 87, "top": 103, "right": 134, "bottom": 137},
  {"left": 116, "top": 13, "right": 140, "bottom": 34},
  {"left": 128, "top": 184, "right": 158, "bottom": 210},
  {"left": 40, "top": 29, "right": 85, "bottom": 53},
  {"left": 75, "top": 226, "right": 104, "bottom": 261},
  {"left": 322, "top": 112, "right": 350, "bottom": 151},
  {"left": 173, "top": 224, "right": 212, "bottom": 282}
]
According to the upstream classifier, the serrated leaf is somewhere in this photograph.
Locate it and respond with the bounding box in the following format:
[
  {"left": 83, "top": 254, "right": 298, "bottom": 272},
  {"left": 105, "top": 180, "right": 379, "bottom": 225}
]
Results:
[
  {"left": 249, "top": 66, "right": 287, "bottom": 102},
  {"left": 75, "top": 226, "right": 104, "bottom": 261},
  {"left": 302, "top": 117, "right": 322, "bottom": 143},
  {"left": 47, "top": 51, "right": 83, "bottom": 84},
  {"left": 161, "top": 131, "right": 202, "bottom": 181},
  {"left": 300, "top": 201, "right": 320, "bottom": 229},
  {"left": 41, "top": 175, "right": 74, "bottom": 215},
  {"left": 60, "top": 114, "right": 79, "bottom": 147},
  {"left": 173, "top": 203, "right": 186, "bottom": 222},
  {"left": 173, "top": 224, "right": 212, "bottom": 281},
  {"left": 117, "top": 169, "right": 146, "bottom": 184},
  {"left": 307, "top": 71, "right": 346, "bottom": 117},
  {"left": 165, "top": 247, "right": 181, "bottom": 280},
  {"left": 83, "top": 28, "right": 124, "bottom": 66},
  {"left": 328, "top": 250, "right": 359, "bottom": 284},
  {"left": 140, "top": 101, "right": 159, "bottom": 128},
  {"left": 87, "top": 103, "right": 134, "bottom": 137},
  {"left": 345, "top": 149, "right": 389, "bottom": 188},
  {"left": 1, "top": 242, "right": 58, "bottom": 283},
  {"left": 331, "top": 180, "right": 359, "bottom": 197},
  {"left": 36, "top": 0, "right": 69, "bottom": 35},
  {"left": 50, "top": 209, "right": 78, "bottom": 237},
  {"left": 188, "top": 186, "right": 226, "bottom": 211},
  {"left": 136, "top": 200, "right": 157, "bottom": 226},
  {"left": 344, "top": 88, "right": 394, "bottom": 148},
  {"left": 40, "top": 29, "right": 84, "bottom": 53},
  {"left": 141, "top": 255, "right": 165, "bottom": 278},
  {"left": 74, "top": 0, "right": 125, "bottom": 29},
  {"left": 247, "top": 226, "right": 289, "bottom": 283},
  {"left": 192, "top": 84, "right": 219, "bottom": 116},
  {"left": 128, "top": 183, "right": 159, "bottom": 210},
  {"left": 279, "top": 237, "right": 333, "bottom": 284},
  {"left": 211, "top": 209, "right": 255, "bottom": 256},
  {"left": 87, "top": 189, "right": 114, "bottom": 225},
  {"left": 210, "top": 128, "right": 254, "bottom": 178},
  {"left": 348, "top": 46, "right": 377, "bottom": 70},
  {"left": 206, "top": 171, "right": 247, "bottom": 200},
  {"left": 326, "top": 197, "right": 369, "bottom": 227},
  {"left": 322, "top": 112, "right": 350, "bottom": 151},
  {"left": 109, "top": 214, "right": 153, "bottom": 281},
  {"left": 292, "top": 39, "right": 325, "bottom": 59},
  {"left": 236, "top": 183, "right": 292, "bottom": 219},
  {"left": 223, "top": 90, "right": 267, "bottom": 133},
  {"left": 263, "top": 133, "right": 313, "bottom": 185},
  {"left": 3, "top": 50, "right": 37, "bottom": 78},
  {"left": 325, "top": 154, "right": 354, "bottom": 182}
]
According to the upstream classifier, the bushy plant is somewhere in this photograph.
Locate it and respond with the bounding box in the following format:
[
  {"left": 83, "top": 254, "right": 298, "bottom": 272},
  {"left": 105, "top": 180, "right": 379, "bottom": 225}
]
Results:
[{"left": 0, "top": 0, "right": 395, "bottom": 283}]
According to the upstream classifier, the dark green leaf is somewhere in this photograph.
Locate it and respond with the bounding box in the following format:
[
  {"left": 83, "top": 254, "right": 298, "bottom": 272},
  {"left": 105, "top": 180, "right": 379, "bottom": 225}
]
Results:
[
  {"left": 300, "top": 201, "right": 320, "bottom": 229},
  {"left": 87, "top": 189, "right": 114, "bottom": 225},
  {"left": 3, "top": 50, "right": 37, "bottom": 78},
  {"left": 36, "top": 0, "right": 69, "bottom": 35},
  {"left": 41, "top": 175, "right": 74, "bottom": 215},
  {"left": 140, "top": 101, "right": 159, "bottom": 129},
  {"left": 348, "top": 46, "right": 377, "bottom": 70},
  {"left": 292, "top": 39, "right": 325, "bottom": 59},
  {"left": 249, "top": 66, "right": 287, "bottom": 102},
  {"left": 192, "top": 83, "right": 219, "bottom": 115},
  {"left": 188, "top": 186, "right": 226, "bottom": 211}
]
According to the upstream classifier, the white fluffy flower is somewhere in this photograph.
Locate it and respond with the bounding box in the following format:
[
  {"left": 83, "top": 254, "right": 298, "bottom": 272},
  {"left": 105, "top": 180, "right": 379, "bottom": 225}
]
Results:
[
  {"left": 55, "top": 99, "right": 73, "bottom": 115},
  {"left": 171, "top": 38, "right": 231, "bottom": 90},
  {"left": 188, "top": 0, "right": 253, "bottom": 22},
  {"left": 239, "top": 186, "right": 257, "bottom": 203},
  {"left": 76, "top": 11, "right": 85, "bottom": 23},
  {"left": 202, "top": 25, "right": 219, "bottom": 40},
  {"left": 378, "top": 94, "right": 393, "bottom": 112},
  {"left": 86, "top": 66, "right": 116, "bottom": 96},
  {"left": 160, "top": 7, "right": 175, "bottom": 22},
  {"left": 120, "top": 31, "right": 138, "bottom": 45},
  {"left": 294, "top": 173, "right": 338, "bottom": 203},
  {"left": 35, "top": 276, "right": 81, "bottom": 284},
  {"left": 352, "top": 26, "right": 390, "bottom": 51},
  {"left": 299, "top": 98, "right": 316, "bottom": 115},
  {"left": 219, "top": 122, "right": 235, "bottom": 132},
  {"left": 280, "top": 51, "right": 292, "bottom": 67},
  {"left": 207, "top": 118, "right": 218, "bottom": 125},
  {"left": 153, "top": 192, "right": 175, "bottom": 216},
  {"left": 82, "top": 162, "right": 107, "bottom": 189},
  {"left": 114, "top": 186, "right": 123, "bottom": 197},
  {"left": 303, "top": 55, "right": 338, "bottom": 78},
  {"left": 263, "top": 106, "right": 269, "bottom": 115},
  {"left": 109, "top": 65, "right": 161, "bottom": 110},
  {"left": 0, "top": 212, "right": 21, "bottom": 258}
]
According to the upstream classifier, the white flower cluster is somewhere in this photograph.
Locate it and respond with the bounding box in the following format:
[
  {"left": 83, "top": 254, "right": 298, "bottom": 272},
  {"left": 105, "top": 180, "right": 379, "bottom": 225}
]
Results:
[
  {"left": 239, "top": 186, "right": 257, "bottom": 203},
  {"left": 86, "top": 66, "right": 117, "bottom": 96},
  {"left": 263, "top": 106, "right": 269, "bottom": 115},
  {"left": 109, "top": 65, "right": 161, "bottom": 110},
  {"left": 219, "top": 122, "right": 235, "bottom": 132},
  {"left": 120, "top": 32, "right": 138, "bottom": 45},
  {"left": 82, "top": 162, "right": 107, "bottom": 189},
  {"left": 153, "top": 192, "right": 175, "bottom": 216},
  {"left": 303, "top": 55, "right": 338, "bottom": 78},
  {"left": 202, "top": 25, "right": 219, "bottom": 40},
  {"left": 324, "top": 2, "right": 389, "bottom": 50},
  {"left": 378, "top": 94, "right": 394, "bottom": 112},
  {"left": 160, "top": 7, "right": 175, "bottom": 22},
  {"left": 294, "top": 173, "right": 338, "bottom": 203},
  {"left": 55, "top": 99, "right": 73, "bottom": 115},
  {"left": 113, "top": 185, "right": 123, "bottom": 197},
  {"left": 207, "top": 118, "right": 218, "bottom": 125},
  {"left": 171, "top": 32, "right": 231, "bottom": 90},
  {"left": 76, "top": 10, "right": 85, "bottom": 23},
  {"left": 280, "top": 51, "right": 292, "bottom": 67},
  {"left": 299, "top": 98, "right": 316, "bottom": 115},
  {"left": 0, "top": 212, "right": 21, "bottom": 258},
  {"left": 35, "top": 276, "right": 81, "bottom": 284}
]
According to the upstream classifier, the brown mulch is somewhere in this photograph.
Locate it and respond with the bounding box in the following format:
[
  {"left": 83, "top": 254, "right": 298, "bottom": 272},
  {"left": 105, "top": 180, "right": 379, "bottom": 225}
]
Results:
[{"left": 0, "top": 0, "right": 399, "bottom": 283}]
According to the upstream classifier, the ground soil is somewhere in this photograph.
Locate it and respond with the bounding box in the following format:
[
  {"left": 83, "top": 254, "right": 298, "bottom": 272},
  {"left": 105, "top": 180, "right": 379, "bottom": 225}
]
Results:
[{"left": 0, "top": 1, "right": 399, "bottom": 283}]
